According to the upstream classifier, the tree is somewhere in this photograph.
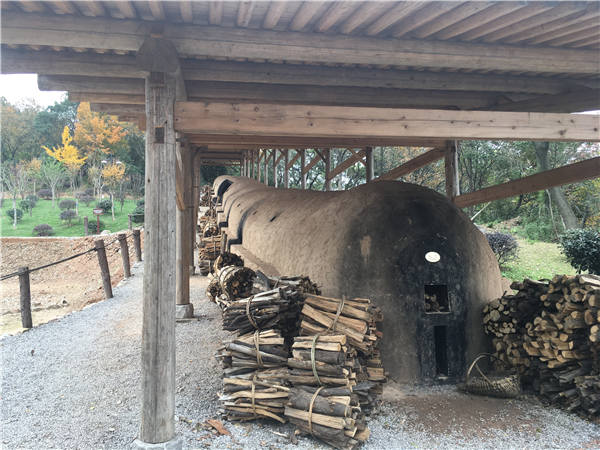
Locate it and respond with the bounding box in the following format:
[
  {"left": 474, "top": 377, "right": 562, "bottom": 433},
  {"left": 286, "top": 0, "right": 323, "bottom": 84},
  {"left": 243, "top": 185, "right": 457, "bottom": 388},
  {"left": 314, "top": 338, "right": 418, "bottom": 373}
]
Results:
[
  {"left": 102, "top": 162, "right": 126, "bottom": 221},
  {"left": 43, "top": 126, "right": 87, "bottom": 192},
  {"left": 2, "top": 163, "right": 29, "bottom": 228},
  {"left": 0, "top": 98, "right": 42, "bottom": 164},
  {"left": 534, "top": 142, "right": 579, "bottom": 230},
  {"left": 25, "top": 158, "right": 42, "bottom": 195},
  {"left": 40, "top": 160, "right": 66, "bottom": 207}
]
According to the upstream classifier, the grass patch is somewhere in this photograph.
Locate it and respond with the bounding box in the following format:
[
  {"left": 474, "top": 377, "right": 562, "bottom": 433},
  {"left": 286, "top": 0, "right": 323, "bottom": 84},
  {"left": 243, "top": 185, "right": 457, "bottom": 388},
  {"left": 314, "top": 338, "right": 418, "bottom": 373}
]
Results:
[
  {"left": 1, "top": 197, "right": 141, "bottom": 237},
  {"left": 501, "top": 238, "right": 577, "bottom": 282}
]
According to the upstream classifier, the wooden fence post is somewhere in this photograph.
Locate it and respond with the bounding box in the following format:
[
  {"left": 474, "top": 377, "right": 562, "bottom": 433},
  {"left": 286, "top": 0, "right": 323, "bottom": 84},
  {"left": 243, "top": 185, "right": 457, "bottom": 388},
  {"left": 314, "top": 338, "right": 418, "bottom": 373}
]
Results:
[
  {"left": 95, "top": 239, "right": 113, "bottom": 299},
  {"left": 84, "top": 216, "right": 89, "bottom": 236},
  {"left": 18, "top": 266, "right": 32, "bottom": 329},
  {"left": 118, "top": 233, "right": 131, "bottom": 278},
  {"left": 128, "top": 214, "right": 133, "bottom": 230},
  {"left": 133, "top": 229, "right": 142, "bottom": 262}
]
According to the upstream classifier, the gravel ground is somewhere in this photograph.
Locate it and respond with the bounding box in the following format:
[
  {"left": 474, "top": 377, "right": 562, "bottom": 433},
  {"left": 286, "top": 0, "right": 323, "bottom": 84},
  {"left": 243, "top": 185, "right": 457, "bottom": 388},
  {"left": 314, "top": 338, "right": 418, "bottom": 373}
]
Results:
[{"left": 2, "top": 262, "right": 600, "bottom": 449}]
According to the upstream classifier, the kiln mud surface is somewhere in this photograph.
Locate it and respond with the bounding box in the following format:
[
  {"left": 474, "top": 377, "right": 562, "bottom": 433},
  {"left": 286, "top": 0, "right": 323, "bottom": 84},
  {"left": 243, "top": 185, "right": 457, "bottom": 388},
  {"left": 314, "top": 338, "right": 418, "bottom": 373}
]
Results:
[{"left": 2, "top": 262, "right": 599, "bottom": 449}]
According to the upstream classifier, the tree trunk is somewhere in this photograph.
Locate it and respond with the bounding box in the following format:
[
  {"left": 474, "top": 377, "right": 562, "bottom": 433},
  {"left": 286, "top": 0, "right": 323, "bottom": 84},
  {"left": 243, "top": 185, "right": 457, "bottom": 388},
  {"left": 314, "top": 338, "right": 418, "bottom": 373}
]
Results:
[
  {"left": 51, "top": 186, "right": 56, "bottom": 207},
  {"left": 12, "top": 197, "right": 17, "bottom": 229},
  {"left": 111, "top": 192, "right": 115, "bottom": 221},
  {"left": 534, "top": 142, "right": 579, "bottom": 230}
]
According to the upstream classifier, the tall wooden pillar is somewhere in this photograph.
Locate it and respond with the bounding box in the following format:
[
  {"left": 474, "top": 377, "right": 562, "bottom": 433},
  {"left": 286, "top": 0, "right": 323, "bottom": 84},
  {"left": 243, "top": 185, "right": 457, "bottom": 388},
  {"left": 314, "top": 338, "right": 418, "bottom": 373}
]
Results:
[
  {"left": 264, "top": 150, "right": 269, "bottom": 186},
  {"left": 273, "top": 149, "right": 278, "bottom": 188},
  {"left": 139, "top": 70, "right": 177, "bottom": 446},
  {"left": 300, "top": 149, "right": 307, "bottom": 189},
  {"left": 365, "top": 146, "right": 374, "bottom": 182},
  {"left": 176, "top": 138, "right": 193, "bottom": 317},
  {"left": 258, "top": 150, "right": 262, "bottom": 182},
  {"left": 191, "top": 153, "right": 201, "bottom": 271},
  {"left": 324, "top": 148, "right": 331, "bottom": 191},
  {"left": 283, "top": 150, "right": 289, "bottom": 188},
  {"left": 445, "top": 141, "right": 460, "bottom": 200},
  {"left": 251, "top": 150, "right": 255, "bottom": 179}
]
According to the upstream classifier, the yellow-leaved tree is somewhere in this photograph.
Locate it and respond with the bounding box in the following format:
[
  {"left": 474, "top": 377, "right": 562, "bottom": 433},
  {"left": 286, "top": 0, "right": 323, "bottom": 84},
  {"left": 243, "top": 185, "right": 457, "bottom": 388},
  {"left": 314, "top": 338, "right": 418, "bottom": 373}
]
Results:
[
  {"left": 74, "top": 102, "right": 126, "bottom": 199},
  {"left": 102, "top": 162, "right": 126, "bottom": 221},
  {"left": 43, "top": 126, "right": 87, "bottom": 193}
]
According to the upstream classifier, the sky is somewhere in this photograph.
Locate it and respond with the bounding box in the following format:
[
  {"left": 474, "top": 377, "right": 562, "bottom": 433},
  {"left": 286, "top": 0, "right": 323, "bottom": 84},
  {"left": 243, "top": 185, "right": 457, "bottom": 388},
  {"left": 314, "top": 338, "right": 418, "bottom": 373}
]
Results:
[{"left": 0, "top": 74, "right": 66, "bottom": 107}]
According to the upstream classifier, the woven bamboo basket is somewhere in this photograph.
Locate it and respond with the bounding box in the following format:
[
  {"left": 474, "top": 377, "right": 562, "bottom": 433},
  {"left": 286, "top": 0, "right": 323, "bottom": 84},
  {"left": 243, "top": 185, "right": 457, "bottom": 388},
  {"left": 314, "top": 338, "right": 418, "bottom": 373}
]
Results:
[{"left": 464, "top": 353, "right": 520, "bottom": 398}]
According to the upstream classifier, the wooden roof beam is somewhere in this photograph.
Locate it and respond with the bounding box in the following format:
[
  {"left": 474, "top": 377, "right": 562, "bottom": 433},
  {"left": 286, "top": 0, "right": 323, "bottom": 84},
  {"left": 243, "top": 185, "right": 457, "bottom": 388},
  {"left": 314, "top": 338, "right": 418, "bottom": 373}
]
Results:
[
  {"left": 174, "top": 102, "right": 600, "bottom": 142},
  {"left": 455, "top": 157, "right": 600, "bottom": 208},
  {"left": 69, "top": 92, "right": 145, "bottom": 104},
  {"left": 90, "top": 103, "right": 145, "bottom": 115},
  {"left": 262, "top": 1, "right": 286, "bottom": 29},
  {"left": 375, "top": 148, "right": 444, "bottom": 181},
  {"left": 8, "top": 49, "right": 595, "bottom": 95},
  {"left": 3, "top": 11, "right": 598, "bottom": 74}
]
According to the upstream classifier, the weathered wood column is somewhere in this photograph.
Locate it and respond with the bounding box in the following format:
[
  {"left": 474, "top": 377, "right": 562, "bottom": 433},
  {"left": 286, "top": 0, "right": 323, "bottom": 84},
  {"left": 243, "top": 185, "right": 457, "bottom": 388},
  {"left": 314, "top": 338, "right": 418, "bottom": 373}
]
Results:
[
  {"left": 189, "top": 150, "right": 200, "bottom": 275},
  {"left": 324, "top": 148, "right": 331, "bottom": 191},
  {"left": 445, "top": 141, "right": 460, "bottom": 200},
  {"left": 176, "top": 138, "right": 194, "bottom": 319},
  {"left": 251, "top": 150, "right": 256, "bottom": 179},
  {"left": 138, "top": 70, "right": 178, "bottom": 447},
  {"left": 283, "top": 149, "right": 289, "bottom": 188},
  {"left": 264, "top": 150, "right": 269, "bottom": 185},
  {"left": 258, "top": 150, "right": 262, "bottom": 182},
  {"left": 272, "top": 149, "right": 278, "bottom": 188},
  {"left": 365, "top": 146, "right": 374, "bottom": 182},
  {"left": 300, "top": 149, "right": 307, "bottom": 189}
]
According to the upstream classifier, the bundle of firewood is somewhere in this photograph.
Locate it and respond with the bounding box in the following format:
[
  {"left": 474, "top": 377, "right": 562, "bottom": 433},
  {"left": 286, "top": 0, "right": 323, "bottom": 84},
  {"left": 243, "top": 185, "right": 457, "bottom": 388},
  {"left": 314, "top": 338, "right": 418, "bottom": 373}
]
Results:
[
  {"left": 198, "top": 235, "right": 221, "bottom": 261},
  {"left": 203, "top": 220, "right": 219, "bottom": 237},
  {"left": 206, "top": 276, "right": 223, "bottom": 303},
  {"left": 217, "top": 329, "right": 289, "bottom": 374},
  {"left": 200, "top": 185, "right": 212, "bottom": 207},
  {"left": 258, "top": 274, "right": 321, "bottom": 296},
  {"left": 483, "top": 274, "right": 600, "bottom": 419},
  {"left": 216, "top": 266, "right": 255, "bottom": 303},
  {"left": 214, "top": 252, "right": 244, "bottom": 273},
  {"left": 222, "top": 288, "right": 301, "bottom": 338},
  {"left": 284, "top": 335, "right": 370, "bottom": 449}
]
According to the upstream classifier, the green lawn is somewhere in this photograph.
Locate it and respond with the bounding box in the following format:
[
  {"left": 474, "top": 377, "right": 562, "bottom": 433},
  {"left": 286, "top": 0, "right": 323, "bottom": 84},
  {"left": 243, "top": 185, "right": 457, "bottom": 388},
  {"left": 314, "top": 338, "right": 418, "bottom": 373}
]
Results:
[
  {"left": 501, "top": 238, "right": 577, "bottom": 281},
  {"left": 1, "top": 197, "right": 141, "bottom": 237}
]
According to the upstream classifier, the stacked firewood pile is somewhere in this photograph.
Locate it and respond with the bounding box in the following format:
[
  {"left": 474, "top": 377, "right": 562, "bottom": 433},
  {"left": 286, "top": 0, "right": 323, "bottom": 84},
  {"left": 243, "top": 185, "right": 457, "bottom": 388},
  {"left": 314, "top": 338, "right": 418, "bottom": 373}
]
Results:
[
  {"left": 200, "top": 185, "right": 212, "bottom": 207},
  {"left": 483, "top": 274, "right": 600, "bottom": 419},
  {"left": 203, "top": 220, "right": 219, "bottom": 238},
  {"left": 208, "top": 266, "right": 256, "bottom": 306},
  {"left": 214, "top": 252, "right": 244, "bottom": 273},
  {"left": 285, "top": 334, "right": 370, "bottom": 449},
  {"left": 198, "top": 235, "right": 221, "bottom": 262},
  {"left": 217, "top": 330, "right": 290, "bottom": 422},
  {"left": 296, "top": 295, "right": 385, "bottom": 414}
]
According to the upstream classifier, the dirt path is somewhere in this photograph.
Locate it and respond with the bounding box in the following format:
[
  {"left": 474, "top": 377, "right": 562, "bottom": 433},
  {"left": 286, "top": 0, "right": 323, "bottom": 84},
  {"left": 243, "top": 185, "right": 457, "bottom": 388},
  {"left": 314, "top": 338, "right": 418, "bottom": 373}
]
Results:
[
  {"left": 1, "top": 263, "right": 599, "bottom": 449},
  {"left": 1, "top": 234, "right": 142, "bottom": 335}
]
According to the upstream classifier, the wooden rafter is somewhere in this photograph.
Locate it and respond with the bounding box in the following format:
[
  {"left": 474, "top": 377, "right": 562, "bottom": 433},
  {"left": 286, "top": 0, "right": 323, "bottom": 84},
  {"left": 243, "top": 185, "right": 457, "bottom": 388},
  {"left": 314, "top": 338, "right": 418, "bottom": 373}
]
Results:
[
  {"left": 327, "top": 149, "right": 366, "bottom": 180},
  {"left": 455, "top": 157, "right": 600, "bottom": 208},
  {"left": 301, "top": 152, "right": 322, "bottom": 175},
  {"left": 175, "top": 102, "right": 600, "bottom": 142},
  {"left": 375, "top": 148, "right": 445, "bottom": 181},
  {"left": 285, "top": 151, "right": 301, "bottom": 170}
]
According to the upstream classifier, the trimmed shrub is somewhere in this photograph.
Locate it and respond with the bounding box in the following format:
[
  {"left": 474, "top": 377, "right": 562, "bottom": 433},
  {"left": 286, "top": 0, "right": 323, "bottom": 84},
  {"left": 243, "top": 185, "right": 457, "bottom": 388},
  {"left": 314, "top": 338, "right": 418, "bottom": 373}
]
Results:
[
  {"left": 485, "top": 231, "right": 519, "bottom": 267},
  {"left": 79, "top": 194, "right": 94, "bottom": 206},
  {"left": 60, "top": 209, "right": 77, "bottom": 226},
  {"left": 26, "top": 194, "right": 38, "bottom": 206},
  {"left": 136, "top": 198, "right": 145, "bottom": 207},
  {"left": 37, "top": 188, "right": 52, "bottom": 200},
  {"left": 559, "top": 228, "right": 600, "bottom": 275},
  {"left": 87, "top": 218, "right": 106, "bottom": 234},
  {"left": 59, "top": 199, "right": 77, "bottom": 210},
  {"left": 131, "top": 204, "right": 144, "bottom": 224},
  {"left": 84, "top": 187, "right": 94, "bottom": 196},
  {"left": 19, "top": 199, "right": 34, "bottom": 215},
  {"left": 6, "top": 208, "right": 24, "bottom": 222},
  {"left": 33, "top": 224, "right": 54, "bottom": 236},
  {"left": 96, "top": 199, "right": 112, "bottom": 213}
]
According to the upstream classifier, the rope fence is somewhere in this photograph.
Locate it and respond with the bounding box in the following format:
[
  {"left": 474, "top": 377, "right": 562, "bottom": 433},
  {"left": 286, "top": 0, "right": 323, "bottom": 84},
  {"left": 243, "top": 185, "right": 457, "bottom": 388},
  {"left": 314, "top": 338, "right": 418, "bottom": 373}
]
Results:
[{"left": 1, "top": 229, "right": 143, "bottom": 329}]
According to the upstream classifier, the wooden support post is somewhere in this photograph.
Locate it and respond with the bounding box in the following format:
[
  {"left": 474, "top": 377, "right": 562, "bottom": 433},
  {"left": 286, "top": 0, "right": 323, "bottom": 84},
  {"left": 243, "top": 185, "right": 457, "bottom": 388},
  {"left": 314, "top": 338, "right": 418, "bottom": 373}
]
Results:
[
  {"left": 365, "top": 146, "right": 374, "bottom": 182},
  {"left": 445, "top": 141, "right": 460, "bottom": 200},
  {"left": 133, "top": 228, "right": 142, "bottom": 262},
  {"left": 273, "top": 149, "right": 278, "bottom": 188},
  {"left": 251, "top": 150, "right": 256, "bottom": 179},
  {"left": 300, "top": 149, "right": 307, "bottom": 189},
  {"left": 128, "top": 214, "right": 133, "bottom": 230},
  {"left": 176, "top": 138, "right": 193, "bottom": 318},
  {"left": 324, "top": 148, "right": 331, "bottom": 191},
  {"left": 118, "top": 233, "right": 131, "bottom": 278},
  {"left": 284, "top": 149, "right": 289, "bottom": 188},
  {"left": 139, "top": 69, "right": 177, "bottom": 445},
  {"left": 84, "top": 216, "right": 89, "bottom": 236},
  {"left": 264, "top": 150, "right": 269, "bottom": 185},
  {"left": 191, "top": 153, "right": 201, "bottom": 272},
  {"left": 258, "top": 150, "right": 262, "bottom": 182},
  {"left": 18, "top": 266, "right": 32, "bottom": 329},
  {"left": 95, "top": 238, "right": 113, "bottom": 299}
]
